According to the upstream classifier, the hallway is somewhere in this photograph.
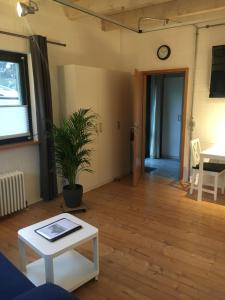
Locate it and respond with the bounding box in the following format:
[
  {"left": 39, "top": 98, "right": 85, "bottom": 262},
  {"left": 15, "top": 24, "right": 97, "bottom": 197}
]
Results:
[{"left": 145, "top": 157, "right": 180, "bottom": 179}]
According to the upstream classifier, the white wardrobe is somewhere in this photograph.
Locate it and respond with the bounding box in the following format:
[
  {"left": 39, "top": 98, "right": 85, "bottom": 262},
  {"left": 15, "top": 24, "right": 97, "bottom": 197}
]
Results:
[{"left": 58, "top": 64, "right": 132, "bottom": 192}]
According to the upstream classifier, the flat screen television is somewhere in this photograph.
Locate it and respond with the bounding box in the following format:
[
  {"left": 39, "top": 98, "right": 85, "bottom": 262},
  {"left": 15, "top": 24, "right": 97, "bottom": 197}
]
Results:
[{"left": 209, "top": 45, "right": 225, "bottom": 98}]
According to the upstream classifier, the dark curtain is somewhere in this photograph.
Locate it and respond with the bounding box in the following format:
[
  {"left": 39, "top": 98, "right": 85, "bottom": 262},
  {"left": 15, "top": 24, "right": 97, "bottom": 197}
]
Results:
[
  {"left": 30, "top": 35, "right": 58, "bottom": 201},
  {"left": 145, "top": 76, "right": 151, "bottom": 158},
  {"left": 149, "top": 75, "right": 164, "bottom": 159}
]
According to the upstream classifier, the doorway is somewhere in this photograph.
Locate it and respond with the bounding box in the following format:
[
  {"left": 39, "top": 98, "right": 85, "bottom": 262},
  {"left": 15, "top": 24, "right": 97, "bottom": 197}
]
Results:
[
  {"left": 144, "top": 72, "right": 185, "bottom": 180},
  {"left": 132, "top": 68, "right": 188, "bottom": 186}
]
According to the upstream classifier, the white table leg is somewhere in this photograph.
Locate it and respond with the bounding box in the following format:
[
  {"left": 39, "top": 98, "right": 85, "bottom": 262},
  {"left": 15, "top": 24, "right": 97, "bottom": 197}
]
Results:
[
  {"left": 214, "top": 176, "right": 218, "bottom": 201},
  {"left": 44, "top": 256, "right": 54, "bottom": 283},
  {"left": 92, "top": 235, "right": 99, "bottom": 280},
  {"left": 18, "top": 238, "right": 27, "bottom": 272},
  {"left": 197, "top": 156, "right": 204, "bottom": 201},
  {"left": 190, "top": 171, "right": 195, "bottom": 194}
]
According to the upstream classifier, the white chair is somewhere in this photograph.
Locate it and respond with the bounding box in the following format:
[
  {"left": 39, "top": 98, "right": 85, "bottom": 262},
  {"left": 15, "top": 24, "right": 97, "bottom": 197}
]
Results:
[{"left": 190, "top": 138, "right": 225, "bottom": 201}]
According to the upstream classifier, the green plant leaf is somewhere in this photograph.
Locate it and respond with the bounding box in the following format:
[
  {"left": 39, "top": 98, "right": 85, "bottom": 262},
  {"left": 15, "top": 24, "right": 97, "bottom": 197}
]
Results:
[{"left": 50, "top": 108, "right": 98, "bottom": 188}]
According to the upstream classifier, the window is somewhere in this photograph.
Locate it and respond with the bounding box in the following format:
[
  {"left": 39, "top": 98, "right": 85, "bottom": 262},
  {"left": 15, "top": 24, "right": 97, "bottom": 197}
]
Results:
[{"left": 0, "top": 50, "right": 33, "bottom": 145}]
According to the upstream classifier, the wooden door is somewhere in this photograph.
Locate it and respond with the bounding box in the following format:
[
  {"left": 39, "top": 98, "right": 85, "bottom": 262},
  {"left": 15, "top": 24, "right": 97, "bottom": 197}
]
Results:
[{"left": 132, "top": 69, "right": 144, "bottom": 186}]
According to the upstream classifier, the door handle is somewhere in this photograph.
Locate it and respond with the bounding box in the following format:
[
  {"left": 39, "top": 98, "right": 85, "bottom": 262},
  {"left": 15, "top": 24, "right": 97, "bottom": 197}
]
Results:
[{"left": 131, "top": 124, "right": 139, "bottom": 130}]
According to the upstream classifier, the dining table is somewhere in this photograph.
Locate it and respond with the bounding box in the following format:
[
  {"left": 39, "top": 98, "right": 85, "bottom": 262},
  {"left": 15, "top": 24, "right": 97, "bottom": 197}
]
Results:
[{"left": 197, "top": 144, "right": 225, "bottom": 201}]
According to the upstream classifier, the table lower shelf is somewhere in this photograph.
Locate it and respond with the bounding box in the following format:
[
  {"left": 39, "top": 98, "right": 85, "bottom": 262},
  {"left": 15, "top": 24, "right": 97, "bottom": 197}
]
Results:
[{"left": 25, "top": 250, "right": 98, "bottom": 292}]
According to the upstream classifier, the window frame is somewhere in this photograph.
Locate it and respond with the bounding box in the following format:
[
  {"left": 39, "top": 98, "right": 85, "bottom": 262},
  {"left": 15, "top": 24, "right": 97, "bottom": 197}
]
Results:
[{"left": 0, "top": 50, "right": 33, "bottom": 145}]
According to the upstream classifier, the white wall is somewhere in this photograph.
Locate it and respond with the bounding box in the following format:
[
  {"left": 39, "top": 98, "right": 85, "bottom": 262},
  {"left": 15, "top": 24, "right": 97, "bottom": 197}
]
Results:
[
  {"left": 120, "top": 24, "right": 225, "bottom": 180},
  {"left": 193, "top": 26, "right": 225, "bottom": 150},
  {"left": 120, "top": 26, "right": 195, "bottom": 179},
  {"left": 0, "top": 0, "right": 122, "bottom": 204},
  {"left": 162, "top": 75, "right": 184, "bottom": 159}
]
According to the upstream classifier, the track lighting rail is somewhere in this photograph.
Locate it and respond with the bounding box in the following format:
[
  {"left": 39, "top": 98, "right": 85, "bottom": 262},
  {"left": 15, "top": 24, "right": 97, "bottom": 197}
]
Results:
[{"left": 53, "top": 0, "right": 140, "bottom": 33}]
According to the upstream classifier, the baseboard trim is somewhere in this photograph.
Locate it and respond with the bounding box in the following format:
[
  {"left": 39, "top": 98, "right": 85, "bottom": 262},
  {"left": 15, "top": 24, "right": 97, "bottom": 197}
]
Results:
[
  {"left": 83, "top": 172, "right": 130, "bottom": 193},
  {"left": 83, "top": 178, "right": 113, "bottom": 193}
]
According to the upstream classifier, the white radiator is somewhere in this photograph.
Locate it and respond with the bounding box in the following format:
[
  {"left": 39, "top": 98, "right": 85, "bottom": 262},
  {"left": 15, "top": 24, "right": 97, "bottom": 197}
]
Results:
[{"left": 0, "top": 171, "right": 26, "bottom": 216}]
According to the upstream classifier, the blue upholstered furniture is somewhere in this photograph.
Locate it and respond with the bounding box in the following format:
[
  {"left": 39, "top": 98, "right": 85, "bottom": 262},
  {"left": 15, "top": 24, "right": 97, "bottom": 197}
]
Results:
[{"left": 0, "top": 253, "right": 78, "bottom": 300}]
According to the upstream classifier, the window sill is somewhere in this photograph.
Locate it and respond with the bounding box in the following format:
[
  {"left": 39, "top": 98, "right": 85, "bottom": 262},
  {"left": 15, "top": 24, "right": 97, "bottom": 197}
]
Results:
[{"left": 0, "top": 140, "right": 39, "bottom": 152}]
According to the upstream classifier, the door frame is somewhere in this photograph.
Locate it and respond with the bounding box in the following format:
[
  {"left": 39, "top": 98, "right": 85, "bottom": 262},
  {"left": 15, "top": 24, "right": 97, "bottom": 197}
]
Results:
[{"left": 142, "top": 68, "right": 189, "bottom": 181}]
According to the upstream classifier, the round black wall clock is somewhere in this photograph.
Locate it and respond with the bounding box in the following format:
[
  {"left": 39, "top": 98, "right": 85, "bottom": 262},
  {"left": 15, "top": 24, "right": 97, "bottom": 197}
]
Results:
[{"left": 157, "top": 45, "right": 171, "bottom": 60}]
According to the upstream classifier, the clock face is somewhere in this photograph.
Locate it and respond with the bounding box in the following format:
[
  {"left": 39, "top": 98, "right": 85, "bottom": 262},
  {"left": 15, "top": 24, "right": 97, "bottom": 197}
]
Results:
[{"left": 157, "top": 45, "right": 171, "bottom": 60}]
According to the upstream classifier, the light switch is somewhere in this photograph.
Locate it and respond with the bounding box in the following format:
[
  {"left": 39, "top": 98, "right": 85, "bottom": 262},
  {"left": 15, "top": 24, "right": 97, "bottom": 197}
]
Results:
[{"left": 99, "top": 122, "right": 103, "bottom": 133}]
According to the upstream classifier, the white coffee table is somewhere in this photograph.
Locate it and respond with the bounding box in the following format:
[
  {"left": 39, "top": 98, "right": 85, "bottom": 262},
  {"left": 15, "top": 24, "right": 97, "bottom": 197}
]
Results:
[{"left": 18, "top": 213, "right": 99, "bottom": 292}]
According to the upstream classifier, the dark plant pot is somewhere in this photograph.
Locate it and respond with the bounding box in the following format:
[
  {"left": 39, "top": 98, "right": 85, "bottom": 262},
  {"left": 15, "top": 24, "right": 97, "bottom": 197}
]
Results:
[{"left": 63, "top": 184, "right": 83, "bottom": 208}]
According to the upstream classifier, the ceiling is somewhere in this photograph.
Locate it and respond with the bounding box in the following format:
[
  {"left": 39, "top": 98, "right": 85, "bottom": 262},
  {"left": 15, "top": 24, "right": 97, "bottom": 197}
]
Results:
[
  {"left": 63, "top": 0, "right": 174, "bottom": 15},
  {"left": 61, "top": 0, "right": 225, "bottom": 31}
]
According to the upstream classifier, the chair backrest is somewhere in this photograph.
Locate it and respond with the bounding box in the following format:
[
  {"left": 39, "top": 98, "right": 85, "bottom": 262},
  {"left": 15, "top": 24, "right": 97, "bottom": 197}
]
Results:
[{"left": 190, "top": 138, "right": 201, "bottom": 167}]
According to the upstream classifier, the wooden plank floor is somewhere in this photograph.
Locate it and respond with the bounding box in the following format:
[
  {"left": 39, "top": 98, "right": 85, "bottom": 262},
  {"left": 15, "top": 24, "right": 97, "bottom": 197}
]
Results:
[{"left": 1, "top": 175, "right": 225, "bottom": 299}]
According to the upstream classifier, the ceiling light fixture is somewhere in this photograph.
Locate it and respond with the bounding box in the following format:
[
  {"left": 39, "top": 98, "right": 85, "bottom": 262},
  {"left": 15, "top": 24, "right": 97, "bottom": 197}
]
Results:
[
  {"left": 138, "top": 17, "right": 170, "bottom": 31},
  {"left": 17, "top": 1, "right": 39, "bottom": 17}
]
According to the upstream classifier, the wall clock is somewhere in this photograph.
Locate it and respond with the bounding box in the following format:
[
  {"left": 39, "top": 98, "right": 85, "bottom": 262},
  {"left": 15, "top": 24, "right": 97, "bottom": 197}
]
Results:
[{"left": 157, "top": 45, "right": 171, "bottom": 60}]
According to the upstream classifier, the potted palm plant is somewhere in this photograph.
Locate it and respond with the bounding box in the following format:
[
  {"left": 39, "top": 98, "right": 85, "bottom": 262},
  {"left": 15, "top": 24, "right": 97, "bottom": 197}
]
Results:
[{"left": 52, "top": 108, "right": 98, "bottom": 208}]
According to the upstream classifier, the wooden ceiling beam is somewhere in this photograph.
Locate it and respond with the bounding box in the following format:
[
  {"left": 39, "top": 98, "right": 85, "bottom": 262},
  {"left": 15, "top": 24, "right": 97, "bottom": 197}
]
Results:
[
  {"left": 63, "top": 0, "right": 174, "bottom": 20},
  {"left": 101, "top": 0, "right": 225, "bottom": 31}
]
